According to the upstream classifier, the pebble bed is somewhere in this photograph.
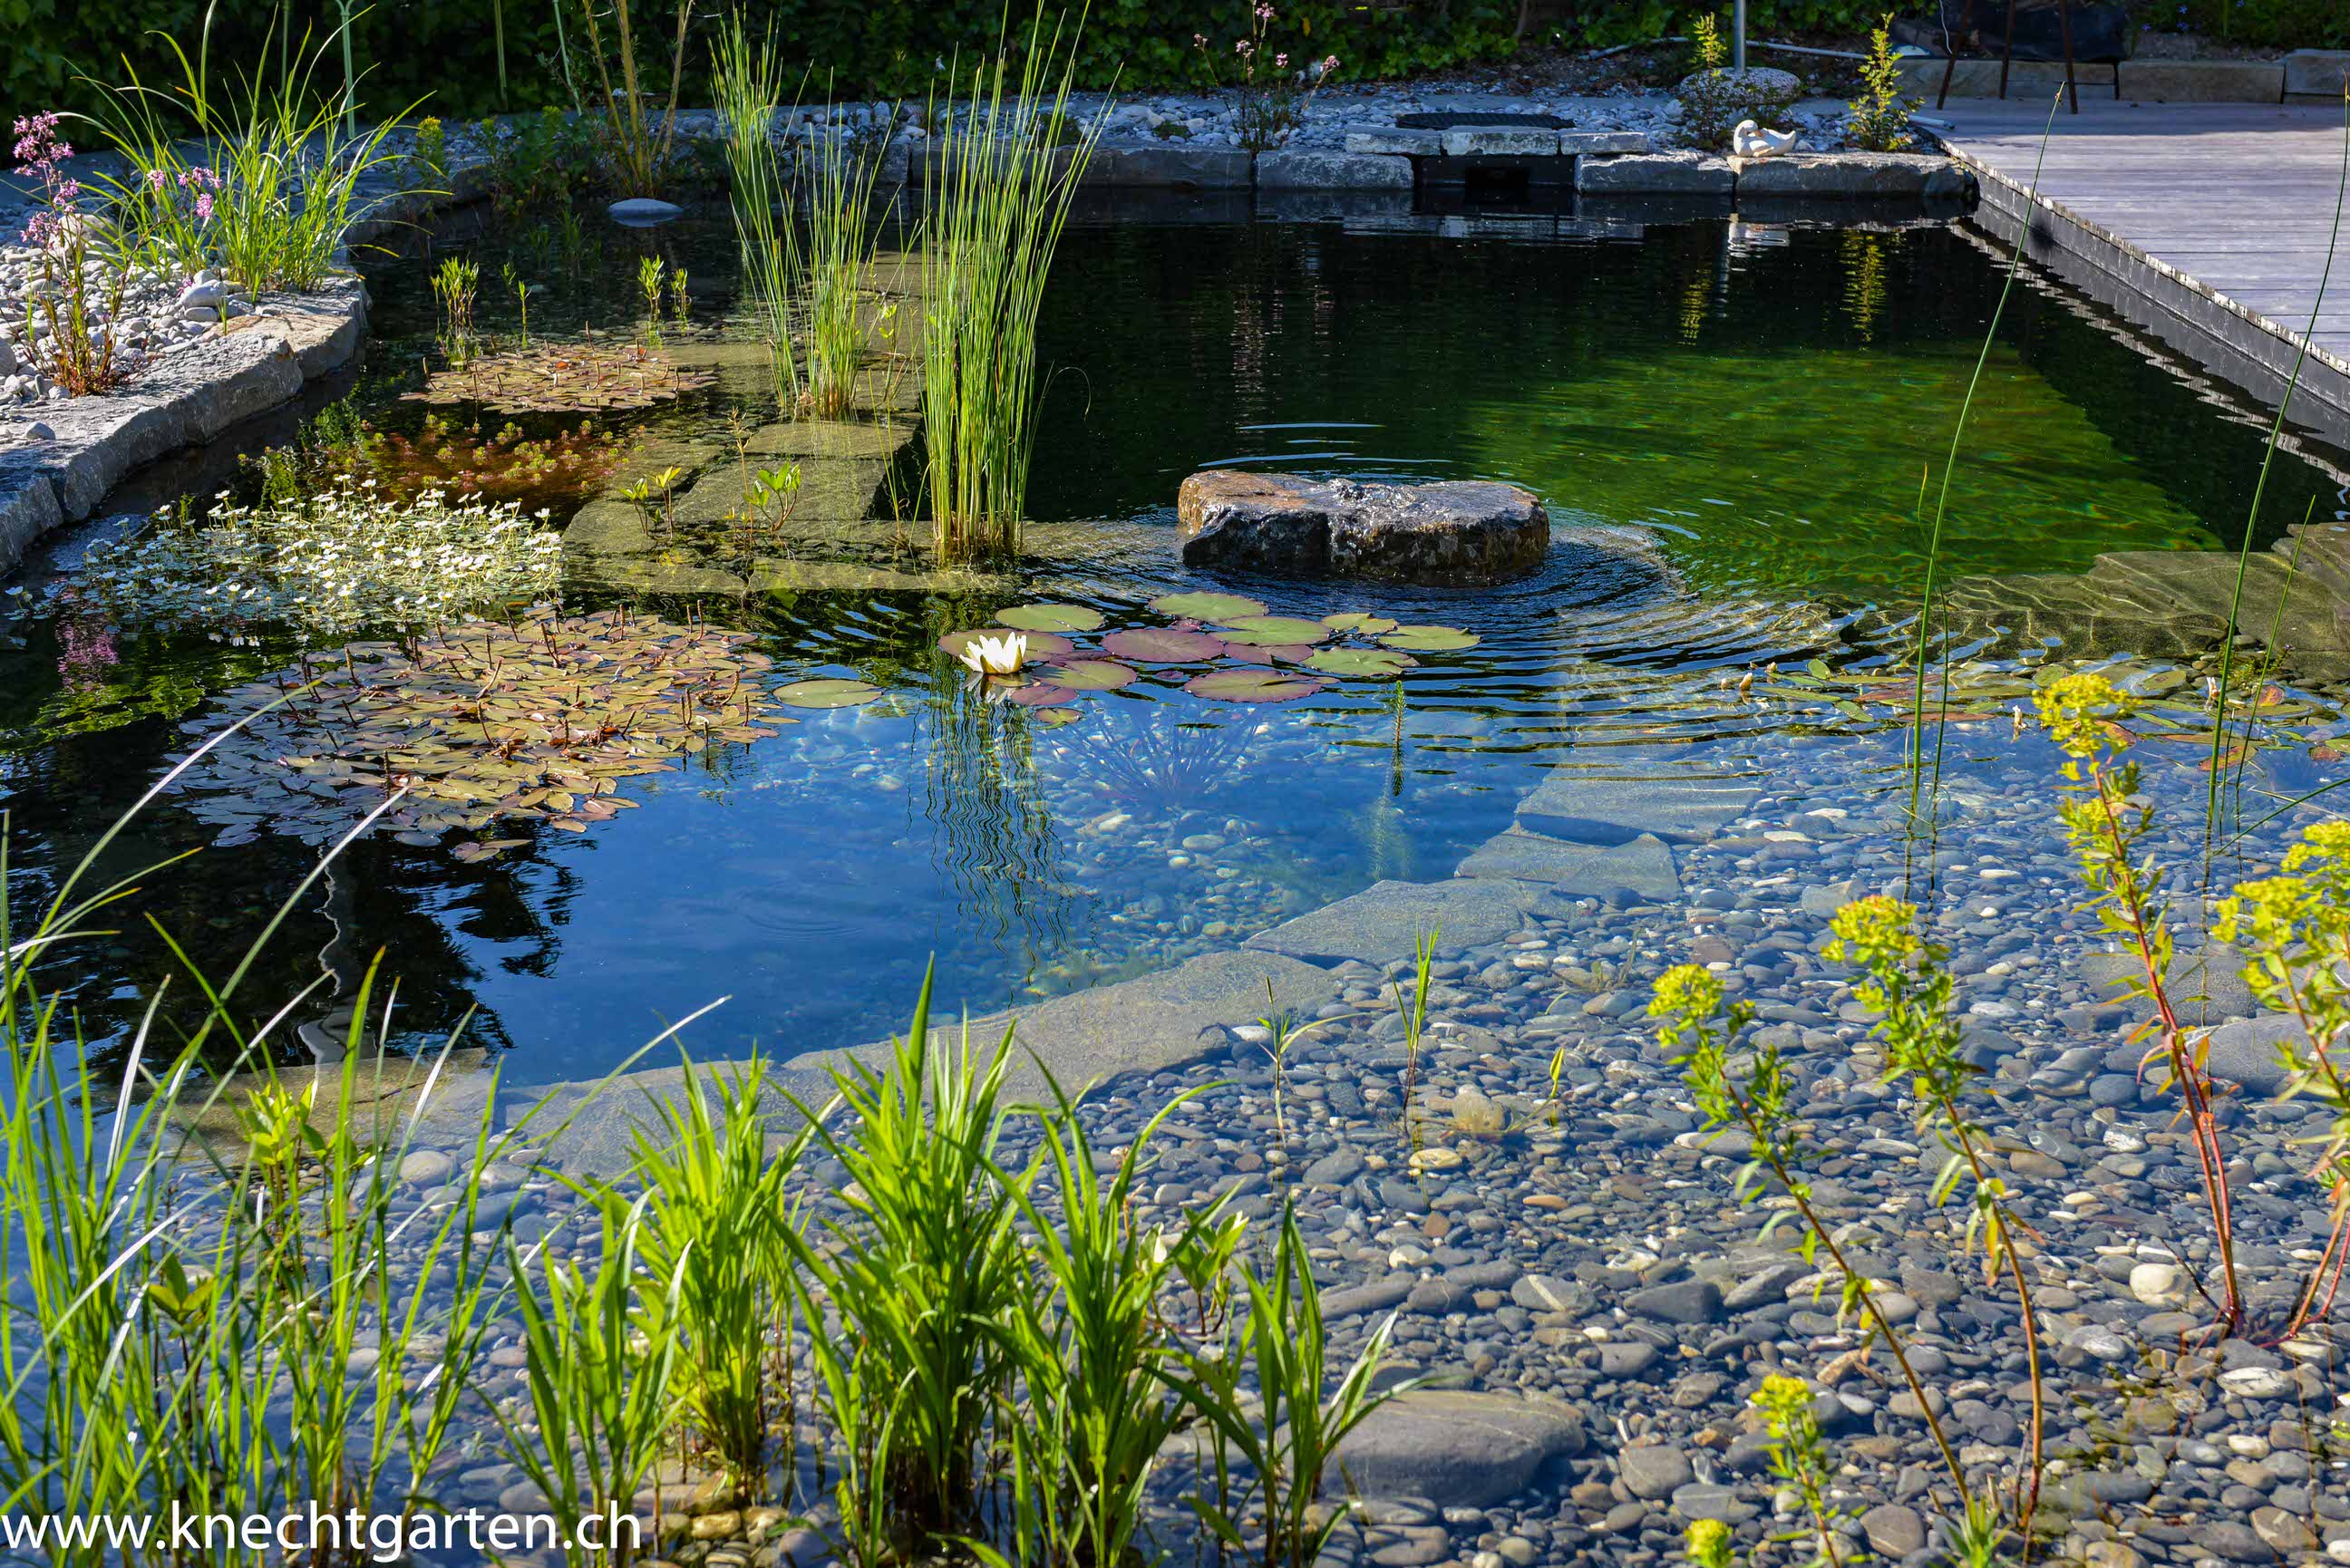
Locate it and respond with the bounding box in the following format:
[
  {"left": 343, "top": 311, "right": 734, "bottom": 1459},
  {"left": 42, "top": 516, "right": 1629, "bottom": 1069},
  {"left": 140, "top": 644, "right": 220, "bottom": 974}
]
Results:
[{"left": 236, "top": 669, "right": 2350, "bottom": 1568}]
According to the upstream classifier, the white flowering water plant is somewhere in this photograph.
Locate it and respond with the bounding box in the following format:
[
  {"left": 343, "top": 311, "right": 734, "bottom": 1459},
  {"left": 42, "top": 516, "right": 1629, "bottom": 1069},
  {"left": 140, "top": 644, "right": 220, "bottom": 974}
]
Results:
[{"left": 62, "top": 477, "right": 561, "bottom": 637}]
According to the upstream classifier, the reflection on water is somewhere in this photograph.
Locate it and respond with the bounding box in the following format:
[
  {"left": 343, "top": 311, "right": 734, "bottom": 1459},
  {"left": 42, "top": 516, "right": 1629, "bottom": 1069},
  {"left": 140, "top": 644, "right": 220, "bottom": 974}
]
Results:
[{"left": 2, "top": 210, "right": 2346, "bottom": 1080}]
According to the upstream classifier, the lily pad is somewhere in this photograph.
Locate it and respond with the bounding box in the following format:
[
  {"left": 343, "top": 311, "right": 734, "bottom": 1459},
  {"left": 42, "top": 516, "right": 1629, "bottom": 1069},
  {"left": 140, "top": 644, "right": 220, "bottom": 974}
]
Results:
[
  {"left": 1307, "top": 647, "right": 1418, "bottom": 678},
  {"left": 940, "top": 628, "right": 1073, "bottom": 662},
  {"left": 1323, "top": 613, "right": 1399, "bottom": 634},
  {"left": 1101, "top": 627, "right": 1226, "bottom": 663},
  {"left": 995, "top": 603, "right": 1103, "bottom": 634},
  {"left": 1379, "top": 624, "right": 1481, "bottom": 653},
  {"left": 1254, "top": 644, "right": 1317, "bottom": 664},
  {"left": 1044, "top": 660, "right": 1138, "bottom": 691},
  {"left": 777, "top": 678, "right": 884, "bottom": 709},
  {"left": 1005, "top": 682, "right": 1078, "bottom": 707},
  {"left": 1033, "top": 707, "right": 1083, "bottom": 727},
  {"left": 1219, "top": 615, "right": 1333, "bottom": 647},
  {"left": 1183, "top": 670, "right": 1331, "bottom": 704},
  {"left": 1149, "top": 591, "right": 1267, "bottom": 622},
  {"left": 169, "top": 609, "right": 784, "bottom": 848},
  {"left": 403, "top": 341, "right": 717, "bottom": 416}
]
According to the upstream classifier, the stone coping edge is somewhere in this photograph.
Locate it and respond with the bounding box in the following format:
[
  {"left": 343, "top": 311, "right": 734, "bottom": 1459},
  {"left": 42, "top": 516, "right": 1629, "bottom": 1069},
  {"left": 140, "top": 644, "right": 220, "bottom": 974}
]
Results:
[{"left": 0, "top": 165, "right": 510, "bottom": 574}]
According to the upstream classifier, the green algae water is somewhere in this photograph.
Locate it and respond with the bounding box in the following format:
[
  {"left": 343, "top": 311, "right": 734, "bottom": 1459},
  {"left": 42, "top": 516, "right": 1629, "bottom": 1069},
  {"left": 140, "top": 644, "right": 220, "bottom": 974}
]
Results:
[{"left": 0, "top": 208, "right": 2344, "bottom": 1080}]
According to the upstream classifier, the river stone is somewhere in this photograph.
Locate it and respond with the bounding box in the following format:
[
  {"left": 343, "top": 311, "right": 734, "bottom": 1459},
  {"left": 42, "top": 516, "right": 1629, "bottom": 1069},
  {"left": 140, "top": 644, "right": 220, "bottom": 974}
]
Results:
[
  {"left": 1625, "top": 1279, "right": 1725, "bottom": 1324},
  {"left": 1617, "top": 1444, "right": 1693, "bottom": 1499},
  {"left": 1859, "top": 1504, "right": 1927, "bottom": 1557},
  {"left": 1326, "top": 1391, "right": 1587, "bottom": 1506},
  {"left": 2199, "top": 1013, "right": 2302, "bottom": 1093},
  {"left": 1175, "top": 469, "right": 1549, "bottom": 585}
]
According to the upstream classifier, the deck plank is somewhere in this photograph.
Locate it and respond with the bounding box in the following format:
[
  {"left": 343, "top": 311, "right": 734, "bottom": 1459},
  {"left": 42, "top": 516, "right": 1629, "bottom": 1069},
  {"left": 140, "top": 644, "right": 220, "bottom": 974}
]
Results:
[{"left": 1933, "top": 100, "right": 2350, "bottom": 438}]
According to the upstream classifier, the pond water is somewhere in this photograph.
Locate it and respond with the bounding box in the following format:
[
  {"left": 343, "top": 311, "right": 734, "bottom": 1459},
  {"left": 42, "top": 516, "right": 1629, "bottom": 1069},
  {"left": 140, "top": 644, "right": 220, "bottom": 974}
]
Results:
[{"left": 5, "top": 202, "right": 2348, "bottom": 1083}]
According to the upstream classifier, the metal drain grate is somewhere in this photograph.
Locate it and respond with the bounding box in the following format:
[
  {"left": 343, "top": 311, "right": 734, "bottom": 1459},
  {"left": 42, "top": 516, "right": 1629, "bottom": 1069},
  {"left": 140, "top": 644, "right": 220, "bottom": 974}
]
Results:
[{"left": 1393, "top": 111, "right": 1573, "bottom": 131}]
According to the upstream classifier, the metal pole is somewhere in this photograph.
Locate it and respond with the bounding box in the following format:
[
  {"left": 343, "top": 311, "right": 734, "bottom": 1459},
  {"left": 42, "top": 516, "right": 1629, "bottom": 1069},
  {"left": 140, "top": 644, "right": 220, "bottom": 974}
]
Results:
[{"left": 1733, "top": 0, "right": 1747, "bottom": 70}]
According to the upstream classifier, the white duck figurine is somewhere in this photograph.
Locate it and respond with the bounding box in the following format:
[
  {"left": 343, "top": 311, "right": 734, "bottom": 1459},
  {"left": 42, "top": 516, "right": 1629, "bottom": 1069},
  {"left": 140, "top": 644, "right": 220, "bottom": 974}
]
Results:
[{"left": 1731, "top": 119, "right": 1801, "bottom": 159}]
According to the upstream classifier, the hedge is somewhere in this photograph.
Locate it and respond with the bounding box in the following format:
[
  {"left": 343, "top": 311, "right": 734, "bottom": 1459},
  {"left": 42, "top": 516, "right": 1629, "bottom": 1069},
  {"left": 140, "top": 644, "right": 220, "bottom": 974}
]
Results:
[{"left": 5, "top": 1, "right": 2341, "bottom": 134}]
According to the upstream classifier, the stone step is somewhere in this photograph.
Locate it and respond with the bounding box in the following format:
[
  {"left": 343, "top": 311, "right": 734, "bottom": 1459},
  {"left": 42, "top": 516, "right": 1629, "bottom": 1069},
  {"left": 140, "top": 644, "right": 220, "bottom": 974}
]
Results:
[{"left": 1512, "top": 750, "right": 1761, "bottom": 846}]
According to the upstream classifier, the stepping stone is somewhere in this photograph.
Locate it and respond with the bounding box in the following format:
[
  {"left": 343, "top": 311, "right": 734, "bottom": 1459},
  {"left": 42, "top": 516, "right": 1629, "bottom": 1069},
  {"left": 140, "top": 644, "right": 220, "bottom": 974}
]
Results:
[
  {"left": 1514, "top": 753, "right": 1759, "bottom": 846},
  {"left": 1453, "top": 826, "right": 1680, "bottom": 899},
  {"left": 607, "top": 197, "right": 684, "bottom": 226},
  {"left": 1244, "top": 877, "right": 1549, "bottom": 966}
]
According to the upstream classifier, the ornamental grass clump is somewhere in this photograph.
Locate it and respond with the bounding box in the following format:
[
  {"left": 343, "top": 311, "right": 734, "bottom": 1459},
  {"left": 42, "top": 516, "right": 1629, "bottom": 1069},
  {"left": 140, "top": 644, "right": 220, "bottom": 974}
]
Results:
[
  {"left": 66, "top": 479, "right": 561, "bottom": 637},
  {"left": 95, "top": 5, "right": 412, "bottom": 298},
  {"left": 919, "top": 16, "right": 1105, "bottom": 559}
]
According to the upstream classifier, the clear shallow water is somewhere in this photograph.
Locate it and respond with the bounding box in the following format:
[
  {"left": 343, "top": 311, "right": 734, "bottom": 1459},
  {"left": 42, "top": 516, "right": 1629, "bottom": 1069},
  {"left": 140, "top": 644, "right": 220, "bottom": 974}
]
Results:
[{"left": 5, "top": 206, "right": 2348, "bottom": 1080}]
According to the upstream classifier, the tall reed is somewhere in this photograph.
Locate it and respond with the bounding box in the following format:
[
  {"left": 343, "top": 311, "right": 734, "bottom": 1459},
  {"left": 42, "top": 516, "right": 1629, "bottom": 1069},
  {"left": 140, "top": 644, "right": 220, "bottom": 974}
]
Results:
[
  {"left": 714, "top": 15, "right": 804, "bottom": 411},
  {"left": 918, "top": 16, "right": 1106, "bottom": 559}
]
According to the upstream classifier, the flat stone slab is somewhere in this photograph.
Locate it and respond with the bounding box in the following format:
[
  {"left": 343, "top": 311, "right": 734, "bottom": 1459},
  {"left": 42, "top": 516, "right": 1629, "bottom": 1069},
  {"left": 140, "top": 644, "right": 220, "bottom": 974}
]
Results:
[
  {"left": 2116, "top": 59, "right": 2284, "bottom": 103},
  {"left": 1515, "top": 754, "right": 1760, "bottom": 846},
  {"left": 1087, "top": 145, "right": 1254, "bottom": 189},
  {"left": 1441, "top": 127, "right": 1559, "bottom": 157},
  {"left": 1176, "top": 469, "right": 1548, "bottom": 585},
  {"left": 1327, "top": 1391, "right": 1588, "bottom": 1507},
  {"left": 2285, "top": 50, "right": 2350, "bottom": 97},
  {"left": 1454, "top": 827, "right": 1681, "bottom": 900},
  {"left": 1730, "top": 151, "right": 1971, "bottom": 200},
  {"left": 1345, "top": 128, "right": 1443, "bottom": 157},
  {"left": 1575, "top": 150, "right": 1734, "bottom": 196},
  {"left": 1560, "top": 131, "right": 1653, "bottom": 155},
  {"left": 1244, "top": 877, "right": 1550, "bottom": 966},
  {"left": 1256, "top": 150, "right": 1413, "bottom": 190}
]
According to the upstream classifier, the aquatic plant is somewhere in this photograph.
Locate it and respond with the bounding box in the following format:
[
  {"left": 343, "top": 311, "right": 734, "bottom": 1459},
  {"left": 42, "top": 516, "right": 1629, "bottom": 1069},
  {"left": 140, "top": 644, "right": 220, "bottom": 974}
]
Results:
[
  {"left": 1750, "top": 1373, "right": 1848, "bottom": 1568},
  {"left": 919, "top": 18, "right": 1105, "bottom": 559},
  {"left": 433, "top": 254, "right": 481, "bottom": 362},
  {"left": 403, "top": 338, "right": 717, "bottom": 415},
  {"left": 64, "top": 477, "right": 560, "bottom": 636},
  {"left": 175, "top": 606, "right": 788, "bottom": 847},
  {"left": 782, "top": 973, "right": 1028, "bottom": 1544},
  {"left": 1652, "top": 963, "right": 1974, "bottom": 1500},
  {"left": 372, "top": 412, "right": 638, "bottom": 503},
  {"left": 12, "top": 110, "right": 132, "bottom": 395},
  {"left": 639, "top": 254, "right": 667, "bottom": 345},
  {"left": 628, "top": 1050, "right": 806, "bottom": 1486},
  {"left": 939, "top": 597, "right": 1480, "bottom": 712},
  {"left": 2037, "top": 673, "right": 2246, "bottom": 1330},
  {"left": 712, "top": 13, "right": 802, "bottom": 411},
  {"left": 501, "top": 1193, "right": 685, "bottom": 1566},
  {"left": 796, "top": 109, "right": 895, "bottom": 420},
  {"left": 999, "top": 1070, "right": 1207, "bottom": 1568},
  {"left": 1823, "top": 895, "right": 2046, "bottom": 1534},
  {"left": 1166, "top": 1206, "right": 1398, "bottom": 1568}
]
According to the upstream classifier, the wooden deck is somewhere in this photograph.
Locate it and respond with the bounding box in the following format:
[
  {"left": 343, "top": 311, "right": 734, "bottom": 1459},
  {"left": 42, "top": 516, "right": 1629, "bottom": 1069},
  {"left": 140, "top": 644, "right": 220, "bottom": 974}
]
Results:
[{"left": 1932, "top": 100, "right": 2350, "bottom": 444}]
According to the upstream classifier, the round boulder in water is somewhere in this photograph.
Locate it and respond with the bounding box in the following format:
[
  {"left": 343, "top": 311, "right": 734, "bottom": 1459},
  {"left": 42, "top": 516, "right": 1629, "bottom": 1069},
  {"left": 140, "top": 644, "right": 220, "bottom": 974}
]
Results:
[
  {"left": 607, "top": 196, "right": 685, "bottom": 227},
  {"left": 1175, "top": 469, "right": 1549, "bottom": 586}
]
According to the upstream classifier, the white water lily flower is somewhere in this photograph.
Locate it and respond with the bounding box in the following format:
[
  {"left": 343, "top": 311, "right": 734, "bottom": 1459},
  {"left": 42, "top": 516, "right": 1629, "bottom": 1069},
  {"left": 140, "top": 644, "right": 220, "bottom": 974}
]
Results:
[{"left": 957, "top": 631, "right": 1028, "bottom": 677}]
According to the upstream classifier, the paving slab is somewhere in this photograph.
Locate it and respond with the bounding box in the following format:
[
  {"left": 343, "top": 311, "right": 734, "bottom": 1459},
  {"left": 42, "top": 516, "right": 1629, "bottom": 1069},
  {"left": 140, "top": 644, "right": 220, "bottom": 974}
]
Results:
[
  {"left": 1453, "top": 827, "right": 1682, "bottom": 900},
  {"left": 1514, "top": 755, "right": 1761, "bottom": 846},
  {"left": 1575, "top": 150, "right": 1735, "bottom": 196},
  {"left": 1244, "top": 877, "right": 1550, "bottom": 966},
  {"left": 1256, "top": 150, "right": 1414, "bottom": 190}
]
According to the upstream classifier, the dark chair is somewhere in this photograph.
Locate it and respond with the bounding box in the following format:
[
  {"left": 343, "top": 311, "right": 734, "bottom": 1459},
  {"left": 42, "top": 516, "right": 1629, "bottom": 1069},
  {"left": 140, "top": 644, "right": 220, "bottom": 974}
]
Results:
[{"left": 1908, "top": 0, "right": 2132, "bottom": 113}]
